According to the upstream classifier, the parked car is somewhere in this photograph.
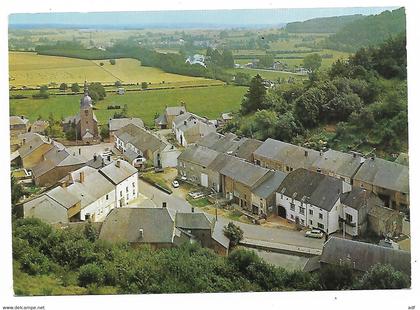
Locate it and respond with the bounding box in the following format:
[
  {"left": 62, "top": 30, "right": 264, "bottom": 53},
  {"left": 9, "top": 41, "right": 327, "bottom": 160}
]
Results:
[
  {"left": 188, "top": 191, "right": 205, "bottom": 199},
  {"left": 180, "top": 176, "right": 187, "bottom": 181},
  {"left": 132, "top": 157, "right": 146, "bottom": 167},
  {"left": 305, "top": 229, "right": 324, "bottom": 239},
  {"left": 172, "top": 180, "right": 180, "bottom": 188}
]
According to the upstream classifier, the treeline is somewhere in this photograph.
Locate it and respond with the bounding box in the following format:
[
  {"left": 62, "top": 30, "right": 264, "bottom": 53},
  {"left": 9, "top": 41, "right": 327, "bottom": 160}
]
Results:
[
  {"left": 322, "top": 7, "right": 406, "bottom": 52},
  {"left": 224, "top": 34, "right": 407, "bottom": 156},
  {"left": 12, "top": 218, "right": 410, "bottom": 295},
  {"left": 285, "top": 14, "right": 364, "bottom": 33}
]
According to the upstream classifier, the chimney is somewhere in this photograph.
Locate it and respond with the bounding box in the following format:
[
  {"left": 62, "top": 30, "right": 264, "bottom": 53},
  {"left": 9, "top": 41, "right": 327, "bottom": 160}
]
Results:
[
  {"left": 304, "top": 150, "right": 308, "bottom": 157},
  {"left": 79, "top": 171, "right": 85, "bottom": 183},
  {"left": 107, "top": 155, "right": 111, "bottom": 161},
  {"left": 162, "top": 202, "right": 167, "bottom": 208},
  {"left": 61, "top": 180, "right": 67, "bottom": 188},
  {"left": 184, "top": 120, "right": 187, "bottom": 126},
  {"left": 78, "top": 148, "right": 81, "bottom": 155},
  {"left": 93, "top": 154, "right": 97, "bottom": 161},
  {"left": 20, "top": 115, "right": 24, "bottom": 119},
  {"left": 191, "top": 207, "right": 195, "bottom": 213},
  {"left": 22, "top": 138, "right": 26, "bottom": 144},
  {"left": 115, "top": 160, "right": 121, "bottom": 168}
]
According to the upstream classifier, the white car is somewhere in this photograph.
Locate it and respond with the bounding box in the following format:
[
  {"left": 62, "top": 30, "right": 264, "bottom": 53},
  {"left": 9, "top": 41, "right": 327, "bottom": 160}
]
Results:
[
  {"left": 133, "top": 157, "right": 147, "bottom": 166},
  {"left": 172, "top": 180, "right": 180, "bottom": 188},
  {"left": 305, "top": 229, "right": 324, "bottom": 239}
]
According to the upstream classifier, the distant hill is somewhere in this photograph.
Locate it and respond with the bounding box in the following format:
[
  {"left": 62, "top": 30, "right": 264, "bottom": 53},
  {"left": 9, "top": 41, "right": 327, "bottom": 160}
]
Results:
[
  {"left": 285, "top": 14, "right": 365, "bottom": 33},
  {"left": 323, "top": 7, "right": 406, "bottom": 52}
]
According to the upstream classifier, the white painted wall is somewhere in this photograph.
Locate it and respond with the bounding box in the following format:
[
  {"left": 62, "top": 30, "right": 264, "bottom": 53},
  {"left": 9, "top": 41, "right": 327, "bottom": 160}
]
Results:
[
  {"left": 81, "top": 189, "right": 115, "bottom": 222},
  {"left": 114, "top": 173, "right": 138, "bottom": 207}
]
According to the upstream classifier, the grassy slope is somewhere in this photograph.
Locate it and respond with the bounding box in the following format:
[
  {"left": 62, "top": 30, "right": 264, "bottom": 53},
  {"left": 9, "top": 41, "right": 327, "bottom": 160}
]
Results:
[{"left": 10, "top": 85, "right": 247, "bottom": 126}]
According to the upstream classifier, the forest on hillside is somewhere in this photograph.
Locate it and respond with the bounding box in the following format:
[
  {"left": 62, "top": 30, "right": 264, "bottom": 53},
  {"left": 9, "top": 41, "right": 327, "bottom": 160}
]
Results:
[{"left": 285, "top": 14, "right": 364, "bottom": 33}]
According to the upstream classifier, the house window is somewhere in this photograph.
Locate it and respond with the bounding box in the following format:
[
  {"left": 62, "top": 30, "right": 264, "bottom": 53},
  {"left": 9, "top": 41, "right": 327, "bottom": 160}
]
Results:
[
  {"left": 120, "top": 191, "right": 122, "bottom": 197},
  {"left": 290, "top": 203, "right": 295, "bottom": 211},
  {"left": 106, "top": 194, "right": 109, "bottom": 200},
  {"left": 346, "top": 213, "right": 353, "bottom": 223},
  {"left": 300, "top": 218, "right": 304, "bottom": 225},
  {"left": 132, "top": 182, "right": 135, "bottom": 188},
  {"left": 126, "top": 186, "right": 128, "bottom": 193},
  {"left": 291, "top": 214, "right": 294, "bottom": 220},
  {"left": 299, "top": 207, "right": 305, "bottom": 215},
  {"left": 318, "top": 223, "right": 324, "bottom": 229},
  {"left": 310, "top": 220, "right": 313, "bottom": 225},
  {"left": 319, "top": 213, "right": 323, "bottom": 220},
  {"left": 309, "top": 209, "right": 313, "bottom": 215}
]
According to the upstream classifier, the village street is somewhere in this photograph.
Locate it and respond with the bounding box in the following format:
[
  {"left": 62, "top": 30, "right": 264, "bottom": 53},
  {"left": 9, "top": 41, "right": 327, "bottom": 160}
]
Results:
[{"left": 138, "top": 179, "right": 324, "bottom": 251}]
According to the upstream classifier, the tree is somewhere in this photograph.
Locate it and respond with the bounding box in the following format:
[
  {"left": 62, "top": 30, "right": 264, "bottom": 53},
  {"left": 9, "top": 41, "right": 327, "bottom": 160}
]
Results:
[
  {"left": 88, "top": 82, "right": 106, "bottom": 102},
  {"left": 59, "top": 83, "right": 68, "bottom": 91},
  {"left": 356, "top": 264, "right": 410, "bottom": 289},
  {"left": 319, "top": 263, "right": 355, "bottom": 290},
  {"left": 294, "top": 87, "right": 325, "bottom": 127},
  {"left": 141, "top": 82, "right": 148, "bottom": 90},
  {"left": 223, "top": 222, "right": 243, "bottom": 247},
  {"left": 71, "top": 83, "right": 80, "bottom": 93},
  {"left": 11, "top": 176, "right": 26, "bottom": 206},
  {"left": 233, "top": 72, "right": 251, "bottom": 86},
  {"left": 258, "top": 54, "right": 275, "bottom": 68},
  {"left": 241, "top": 74, "right": 267, "bottom": 115},
  {"left": 303, "top": 53, "right": 322, "bottom": 73},
  {"left": 100, "top": 125, "right": 109, "bottom": 140},
  {"left": 32, "top": 85, "right": 49, "bottom": 99},
  {"left": 109, "top": 59, "right": 116, "bottom": 65},
  {"left": 78, "top": 263, "right": 104, "bottom": 287},
  {"left": 114, "top": 81, "right": 122, "bottom": 87},
  {"left": 221, "top": 49, "right": 234, "bottom": 68}
]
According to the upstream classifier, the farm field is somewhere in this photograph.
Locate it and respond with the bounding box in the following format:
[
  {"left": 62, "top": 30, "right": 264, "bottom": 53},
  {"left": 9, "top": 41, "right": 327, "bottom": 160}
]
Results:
[
  {"left": 228, "top": 68, "right": 307, "bottom": 81},
  {"left": 10, "top": 85, "right": 247, "bottom": 127},
  {"left": 9, "top": 52, "right": 219, "bottom": 88}
]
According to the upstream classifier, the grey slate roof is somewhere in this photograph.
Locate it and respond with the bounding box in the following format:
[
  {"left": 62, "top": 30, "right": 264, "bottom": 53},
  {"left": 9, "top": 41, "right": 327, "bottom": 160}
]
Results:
[
  {"left": 340, "top": 188, "right": 381, "bottom": 211},
  {"left": 109, "top": 117, "right": 144, "bottom": 132},
  {"left": 254, "top": 138, "right": 319, "bottom": 169},
  {"left": 166, "top": 106, "right": 186, "bottom": 116},
  {"left": 196, "top": 132, "right": 225, "bottom": 148},
  {"left": 46, "top": 186, "right": 80, "bottom": 210},
  {"left": 212, "top": 221, "right": 230, "bottom": 249},
  {"left": 252, "top": 171, "right": 287, "bottom": 199},
  {"left": 99, "top": 160, "right": 138, "bottom": 185},
  {"left": 18, "top": 134, "right": 52, "bottom": 158},
  {"left": 279, "top": 168, "right": 343, "bottom": 211},
  {"left": 115, "top": 124, "right": 166, "bottom": 154},
  {"left": 320, "top": 237, "right": 411, "bottom": 275},
  {"left": 312, "top": 149, "right": 364, "bottom": 179},
  {"left": 10, "top": 115, "right": 29, "bottom": 126},
  {"left": 175, "top": 212, "right": 212, "bottom": 230},
  {"left": 353, "top": 157, "right": 409, "bottom": 193},
  {"left": 23, "top": 194, "right": 67, "bottom": 213},
  {"left": 196, "top": 132, "right": 245, "bottom": 154},
  {"left": 235, "top": 138, "right": 263, "bottom": 162},
  {"left": 178, "top": 145, "right": 220, "bottom": 167},
  {"left": 99, "top": 207, "right": 176, "bottom": 244},
  {"left": 219, "top": 156, "right": 271, "bottom": 188},
  {"left": 30, "top": 120, "right": 49, "bottom": 134}
]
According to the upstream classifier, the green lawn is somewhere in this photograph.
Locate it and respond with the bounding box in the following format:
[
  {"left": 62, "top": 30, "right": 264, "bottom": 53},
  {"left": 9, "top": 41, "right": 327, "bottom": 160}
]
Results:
[
  {"left": 228, "top": 68, "right": 307, "bottom": 81},
  {"left": 10, "top": 85, "right": 247, "bottom": 127}
]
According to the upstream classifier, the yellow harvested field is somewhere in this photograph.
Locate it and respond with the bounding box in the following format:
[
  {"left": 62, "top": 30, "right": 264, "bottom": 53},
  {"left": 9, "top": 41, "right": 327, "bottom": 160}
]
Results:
[{"left": 9, "top": 52, "right": 217, "bottom": 87}]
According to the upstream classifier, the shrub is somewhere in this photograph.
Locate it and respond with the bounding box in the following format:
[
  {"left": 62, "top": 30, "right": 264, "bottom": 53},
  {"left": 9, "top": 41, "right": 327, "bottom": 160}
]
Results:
[
  {"left": 109, "top": 59, "right": 116, "bottom": 65},
  {"left": 78, "top": 263, "right": 104, "bottom": 287},
  {"left": 223, "top": 222, "right": 244, "bottom": 246}
]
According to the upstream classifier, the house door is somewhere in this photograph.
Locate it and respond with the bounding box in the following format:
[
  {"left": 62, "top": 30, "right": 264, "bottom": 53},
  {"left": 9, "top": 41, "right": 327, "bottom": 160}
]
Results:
[
  {"left": 277, "top": 205, "right": 286, "bottom": 218},
  {"left": 200, "top": 173, "right": 208, "bottom": 187}
]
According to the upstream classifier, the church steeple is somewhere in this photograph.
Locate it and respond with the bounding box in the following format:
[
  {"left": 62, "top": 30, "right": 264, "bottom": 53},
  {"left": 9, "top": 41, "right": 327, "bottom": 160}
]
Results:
[
  {"left": 80, "top": 81, "right": 92, "bottom": 108},
  {"left": 84, "top": 80, "right": 88, "bottom": 95}
]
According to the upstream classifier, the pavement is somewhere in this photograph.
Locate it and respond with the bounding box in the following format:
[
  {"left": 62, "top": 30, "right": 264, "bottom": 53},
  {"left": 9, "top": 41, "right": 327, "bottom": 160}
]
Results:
[
  {"left": 67, "top": 142, "right": 114, "bottom": 160},
  {"left": 138, "top": 179, "right": 324, "bottom": 252}
]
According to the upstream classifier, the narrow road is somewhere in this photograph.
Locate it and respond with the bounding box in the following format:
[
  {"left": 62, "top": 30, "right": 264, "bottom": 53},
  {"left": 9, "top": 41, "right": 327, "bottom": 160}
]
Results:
[{"left": 138, "top": 179, "right": 324, "bottom": 250}]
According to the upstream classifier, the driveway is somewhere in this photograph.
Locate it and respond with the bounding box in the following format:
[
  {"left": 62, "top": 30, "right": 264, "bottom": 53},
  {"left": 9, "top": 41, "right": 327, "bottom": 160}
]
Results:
[{"left": 138, "top": 179, "right": 324, "bottom": 250}]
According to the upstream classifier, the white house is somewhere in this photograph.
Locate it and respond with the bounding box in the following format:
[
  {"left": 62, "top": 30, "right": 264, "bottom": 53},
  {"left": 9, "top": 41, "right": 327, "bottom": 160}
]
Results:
[
  {"left": 275, "top": 168, "right": 352, "bottom": 234},
  {"left": 99, "top": 160, "right": 139, "bottom": 207},
  {"left": 172, "top": 112, "right": 217, "bottom": 147}
]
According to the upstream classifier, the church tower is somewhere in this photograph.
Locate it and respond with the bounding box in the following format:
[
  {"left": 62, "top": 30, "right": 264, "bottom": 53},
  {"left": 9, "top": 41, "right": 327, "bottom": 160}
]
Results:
[{"left": 79, "top": 81, "right": 99, "bottom": 142}]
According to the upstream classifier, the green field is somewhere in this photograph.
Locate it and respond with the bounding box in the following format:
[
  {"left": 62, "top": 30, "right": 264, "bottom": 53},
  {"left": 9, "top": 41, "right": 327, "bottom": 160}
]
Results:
[
  {"left": 10, "top": 85, "right": 247, "bottom": 127},
  {"left": 228, "top": 68, "right": 307, "bottom": 81},
  {"left": 9, "top": 52, "right": 219, "bottom": 88}
]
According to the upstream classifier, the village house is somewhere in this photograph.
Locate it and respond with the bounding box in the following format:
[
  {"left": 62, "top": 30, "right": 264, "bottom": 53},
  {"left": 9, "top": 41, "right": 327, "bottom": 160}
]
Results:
[
  {"left": 18, "top": 133, "right": 57, "bottom": 169},
  {"left": 62, "top": 82, "right": 100, "bottom": 143},
  {"left": 217, "top": 112, "right": 233, "bottom": 127},
  {"left": 17, "top": 186, "right": 81, "bottom": 224},
  {"left": 18, "top": 160, "right": 138, "bottom": 224},
  {"left": 177, "top": 144, "right": 220, "bottom": 188},
  {"left": 172, "top": 112, "right": 217, "bottom": 147},
  {"left": 10, "top": 115, "right": 30, "bottom": 139},
  {"left": 31, "top": 144, "right": 88, "bottom": 187},
  {"left": 276, "top": 168, "right": 348, "bottom": 234},
  {"left": 30, "top": 120, "right": 49, "bottom": 135},
  {"left": 367, "top": 204, "right": 403, "bottom": 237},
  {"left": 219, "top": 156, "right": 272, "bottom": 213},
  {"left": 114, "top": 123, "right": 167, "bottom": 168},
  {"left": 352, "top": 157, "right": 409, "bottom": 211},
  {"left": 98, "top": 159, "right": 139, "bottom": 208},
  {"left": 251, "top": 171, "right": 287, "bottom": 216},
  {"left": 185, "top": 54, "right": 206, "bottom": 67},
  {"left": 99, "top": 205, "right": 188, "bottom": 249},
  {"left": 340, "top": 187, "right": 383, "bottom": 237},
  {"left": 253, "top": 138, "right": 319, "bottom": 173},
  {"left": 108, "top": 117, "right": 144, "bottom": 143},
  {"left": 319, "top": 237, "right": 410, "bottom": 275},
  {"left": 310, "top": 149, "right": 365, "bottom": 184},
  {"left": 155, "top": 105, "right": 187, "bottom": 129}
]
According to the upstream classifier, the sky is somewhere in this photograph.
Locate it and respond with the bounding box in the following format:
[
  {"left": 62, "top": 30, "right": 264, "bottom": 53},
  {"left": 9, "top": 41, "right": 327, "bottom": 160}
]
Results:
[{"left": 8, "top": 7, "right": 398, "bottom": 28}]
